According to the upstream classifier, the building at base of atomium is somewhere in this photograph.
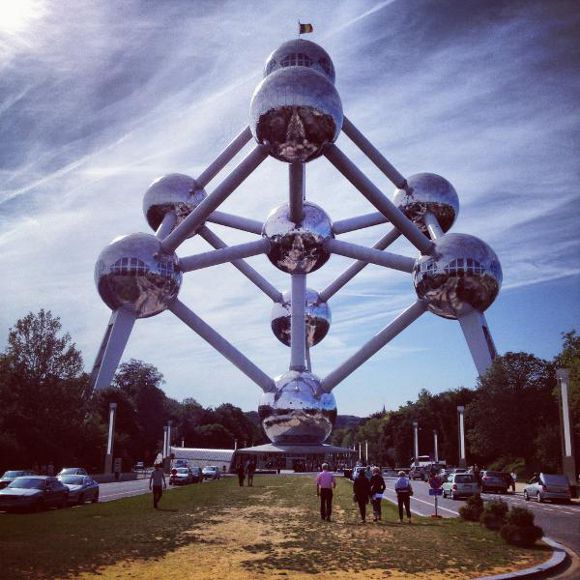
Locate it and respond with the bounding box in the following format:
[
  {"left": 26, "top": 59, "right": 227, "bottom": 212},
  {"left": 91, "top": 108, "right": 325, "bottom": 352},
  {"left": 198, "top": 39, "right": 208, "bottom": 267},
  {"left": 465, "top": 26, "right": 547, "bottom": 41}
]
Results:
[{"left": 90, "top": 38, "right": 501, "bottom": 465}]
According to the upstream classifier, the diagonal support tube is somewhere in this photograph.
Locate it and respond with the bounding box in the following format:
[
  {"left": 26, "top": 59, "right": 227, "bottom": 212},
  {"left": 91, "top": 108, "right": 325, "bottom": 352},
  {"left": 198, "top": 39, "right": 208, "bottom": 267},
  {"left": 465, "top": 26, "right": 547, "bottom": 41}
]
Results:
[
  {"left": 423, "top": 211, "right": 444, "bottom": 241},
  {"left": 169, "top": 299, "right": 276, "bottom": 393},
  {"left": 156, "top": 212, "right": 177, "bottom": 240},
  {"left": 458, "top": 310, "right": 497, "bottom": 376},
  {"left": 320, "top": 228, "right": 401, "bottom": 302},
  {"left": 179, "top": 239, "right": 270, "bottom": 272},
  {"left": 324, "top": 144, "right": 433, "bottom": 255},
  {"left": 333, "top": 212, "right": 389, "bottom": 235},
  {"left": 289, "top": 162, "right": 305, "bottom": 223},
  {"left": 325, "top": 238, "right": 415, "bottom": 273},
  {"left": 321, "top": 299, "right": 428, "bottom": 392},
  {"left": 162, "top": 145, "right": 268, "bottom": 253},
  {"left": 199, "top": 226, "right": 282, "bottom": 302},
  {"left": 342, "top": 116, "right": 407, "bottom": 188},
  {"left": 290, "top": 273, "right": 307, "bottom": 371},
  {"left": 196, "top": 126, "right": 253, "bottom": 188},
  {"left": 206, "top": 211, "right": 264, "bottom": 235}
]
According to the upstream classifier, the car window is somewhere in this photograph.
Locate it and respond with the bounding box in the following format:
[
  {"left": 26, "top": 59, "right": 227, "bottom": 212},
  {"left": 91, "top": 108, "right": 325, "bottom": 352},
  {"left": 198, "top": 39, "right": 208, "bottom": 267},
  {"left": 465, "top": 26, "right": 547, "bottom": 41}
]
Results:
[
  {"left": 60, "top": 475, "right": 84, "bottom": 485},
  {"left": 9, "top": 477, "right": 44, "bottom": 489},
  {"left": 455, "top": 475, "right": 474, "bottom": 483}
]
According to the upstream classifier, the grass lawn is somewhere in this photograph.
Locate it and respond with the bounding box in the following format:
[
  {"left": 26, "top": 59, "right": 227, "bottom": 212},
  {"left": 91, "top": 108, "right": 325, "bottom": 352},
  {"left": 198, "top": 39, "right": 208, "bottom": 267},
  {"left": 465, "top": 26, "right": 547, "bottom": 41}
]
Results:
[{"left": 0, "top": 475, "right": 550, "bottom": 579}]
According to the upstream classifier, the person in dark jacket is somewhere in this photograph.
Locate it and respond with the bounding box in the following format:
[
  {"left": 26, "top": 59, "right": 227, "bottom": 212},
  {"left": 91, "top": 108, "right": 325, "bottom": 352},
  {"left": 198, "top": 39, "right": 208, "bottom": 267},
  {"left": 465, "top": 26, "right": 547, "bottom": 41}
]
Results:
[
  {"left": 395, "top": 470, "right": 413, "bottom": 523},
  {"left": 369, "top": 466, "right": 386, "bottom": 521},
  {"left": 237, "top": 463, "right": 245, "bottom": 487},
  {"left": 353, "top": 470, "right": 371, "bottom": 523}
]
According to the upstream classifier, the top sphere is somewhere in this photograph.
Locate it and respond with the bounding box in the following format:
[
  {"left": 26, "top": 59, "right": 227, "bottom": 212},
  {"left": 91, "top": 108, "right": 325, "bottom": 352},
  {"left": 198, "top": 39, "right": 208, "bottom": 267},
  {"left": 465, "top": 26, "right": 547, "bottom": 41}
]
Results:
[
  {"left": 143, "top": 173, "right": 206, "bottom": 233},
  {"left": 393, "top": 173, "right": 459, "bottom": 237},
  {"left": 264, "top": 39, "right": 336, "bottom": 83}
]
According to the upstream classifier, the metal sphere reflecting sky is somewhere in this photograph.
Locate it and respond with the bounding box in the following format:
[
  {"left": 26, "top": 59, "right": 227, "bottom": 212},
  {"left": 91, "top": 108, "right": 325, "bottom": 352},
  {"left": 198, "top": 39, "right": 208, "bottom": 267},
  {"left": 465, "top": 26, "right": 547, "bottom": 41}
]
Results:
[
  {"left": 250, "top": 67, "right": 343, "bottom": 163},
  {"left": 263, "top": 201, "right": 333, "bottom": 273},
  {"left": 258, "top": 370, "right": 337, "bottom": 445},
  {"left": 143, "top": 173, "right": 206, "bottom": 233},
  {"left": 95, "top": 233, "right": 181, "bottom": 318},
  {"left": 271, "top": 288, "right": 331, "bottom": 347},
  {"left": 263, "top": 39, "right": 336, "bottom": 83},
  {"left": 393, "top": 173, "right": 459, "bottom": 236},
  {"left": 414, "top": 233, "right": 502, "bottom": 319}
]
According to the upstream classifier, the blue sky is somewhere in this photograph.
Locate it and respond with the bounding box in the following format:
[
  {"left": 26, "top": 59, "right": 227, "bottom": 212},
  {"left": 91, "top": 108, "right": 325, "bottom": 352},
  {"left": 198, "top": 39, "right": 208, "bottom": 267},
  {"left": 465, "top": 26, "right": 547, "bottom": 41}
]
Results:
[{"left": 1, "top": 0, "right": 579, "bottom": 417}]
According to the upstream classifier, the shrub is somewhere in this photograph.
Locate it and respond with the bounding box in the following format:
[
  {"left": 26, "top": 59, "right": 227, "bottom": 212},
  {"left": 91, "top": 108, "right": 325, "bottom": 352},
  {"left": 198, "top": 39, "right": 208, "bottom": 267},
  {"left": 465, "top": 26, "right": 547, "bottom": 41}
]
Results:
[
  {"left": 459, "top": 493, "right": 484, "bottom": 521},
  {"left": 506, "top": 506, "right": 535, "bottom": 527},
  {"left": 500, "top": 506, "right": 544, "bottom": 547},
  {"left": 480, "top": 499, "right": 509, "bottom": 530}
]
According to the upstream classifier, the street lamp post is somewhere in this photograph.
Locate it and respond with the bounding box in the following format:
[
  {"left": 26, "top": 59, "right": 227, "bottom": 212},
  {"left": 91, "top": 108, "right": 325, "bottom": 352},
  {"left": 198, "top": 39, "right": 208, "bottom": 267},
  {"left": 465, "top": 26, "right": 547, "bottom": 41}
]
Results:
[
  {"left": 412, "top": 421, "right": 419, "bottom": 468},
  {"left": 557, "top": 369, "right": 577, "bottom": 494},
  {"left": 365, "top": 440, "right": 369, "bottom": 464},
  {"left": 433, "top": 429, "right": 439, "bottom": 464},
  {"left": 104, "top": 402, "right": 117, "bottom": 475},
  {"left": 457, "top": 406, "right": 466, "bottom": 468}
]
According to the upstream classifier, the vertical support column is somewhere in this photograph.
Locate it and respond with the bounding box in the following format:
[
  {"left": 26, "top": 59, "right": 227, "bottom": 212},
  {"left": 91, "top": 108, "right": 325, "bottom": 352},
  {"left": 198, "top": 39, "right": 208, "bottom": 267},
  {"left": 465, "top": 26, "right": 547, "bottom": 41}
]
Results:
[
  {"left": 413, "top": 421, "right": 419, "bottom": 469},
  {"left": 457, "top": 406, "right": 466, "bottom": 468},
  {"left": 162, "top": 426, "right": 168, "bottom": 459},
  {"left": 358, "top": 442, "right": 362, "bottom": 462},
  {"left": 104, "top": 402, "right": 117, "bottom": 475},
  {"left": 557, "top": 369, "right": 577, "bottom": 494},
  {"left": 289, "top": 162, "right": 305, "bottom": 223},
  {"left": 433, "top": 430, "right": 439, "bottom": 464},
  {"left": 290, "top": 273, "right": 307, "bottom": 371},
  {"left": 365, "top": 440, "right": 369, "bottom": 464}
]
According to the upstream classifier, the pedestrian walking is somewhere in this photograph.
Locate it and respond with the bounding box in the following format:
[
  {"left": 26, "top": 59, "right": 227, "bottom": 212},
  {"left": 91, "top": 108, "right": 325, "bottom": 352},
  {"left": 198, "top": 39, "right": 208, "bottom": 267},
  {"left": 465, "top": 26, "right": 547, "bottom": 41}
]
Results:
[
  {"left": 369, "top": 466, "right": 386, "bottom": 521},
  {"left": 246, "top": 460, "right": 256, "bottom": 487},
  {"left": 353, "top": 469, "right": 371, "bottom": 523},
  {"left": 394, "top": 470, "right": 413, "bottom": 523},
  {"left": 315, "top": 463, "right": 336, "bottom": 521},
  {"left": 510, "top": 470, "right": 517, "bottom": 493},
  {"left": 149, "top": 464, "right": 167, "bottom": 509},
  {"left": 237, "top": 463, "right": 245, "bottom": 487}
]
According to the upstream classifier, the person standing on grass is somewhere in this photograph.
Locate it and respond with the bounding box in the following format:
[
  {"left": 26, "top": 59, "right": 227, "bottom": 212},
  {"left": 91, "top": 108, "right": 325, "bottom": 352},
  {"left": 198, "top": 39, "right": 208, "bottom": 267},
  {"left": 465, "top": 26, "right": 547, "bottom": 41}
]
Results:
[
  {"left": 315, "top": 463, "right": 336, "bottom": 521},
  {"left": 369, "top": 466, "right": 386, "bottom": 522},
  {"left": 353, "top": 469, "right": 371, "bottom": 523},
  {"left": 395, "top": 470, "right": 413, "bottom": 523},
  {"left": 149, "top": 464, "right": 167, "bottom": 509},
  {"left": 237, "top": 462, "right": 245, "bottom": 486},
  {"left": 246, "top": 460, "right": 256, "bottom": 487}
]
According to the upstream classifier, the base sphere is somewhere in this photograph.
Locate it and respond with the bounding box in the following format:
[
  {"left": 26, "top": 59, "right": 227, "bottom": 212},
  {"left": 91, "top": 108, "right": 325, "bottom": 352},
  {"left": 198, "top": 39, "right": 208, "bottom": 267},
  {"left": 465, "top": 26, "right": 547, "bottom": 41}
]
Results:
[{"left": 258, "top": 371, "right": 337, "bottom": 445}]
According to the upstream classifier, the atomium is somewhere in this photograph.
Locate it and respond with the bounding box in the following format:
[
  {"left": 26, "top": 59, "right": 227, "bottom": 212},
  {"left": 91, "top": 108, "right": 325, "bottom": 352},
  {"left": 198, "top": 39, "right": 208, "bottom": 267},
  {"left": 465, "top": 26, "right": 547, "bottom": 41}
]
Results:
[{"left": 90, "top": 38, "right": 503, "bottom": 448}]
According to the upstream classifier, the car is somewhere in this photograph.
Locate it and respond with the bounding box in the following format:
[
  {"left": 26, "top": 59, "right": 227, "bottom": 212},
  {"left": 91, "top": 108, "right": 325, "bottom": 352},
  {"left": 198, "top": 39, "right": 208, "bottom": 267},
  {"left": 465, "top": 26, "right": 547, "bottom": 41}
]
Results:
[
  {"left": 0, "top": 470, "right": 36, "bottom": 490},
  {"left": 202, "top": 466, "right": 221, "bottom": 480},
  {"left": 133, "top": 462, "right": 145, "bottom": 472},
  {"left": 382, "top": 468, "right": 399, "bottom": 478},
  {"left": 410, "top": 467, "right": 428, "bottom": 481},
  {"left": 58, "top": 474, "right": 100, "bottom": 504},
  {"left": 0, "top": 476, "right": 69, "bottom": 512},
  {"left": 190, "top": 467, "right": 203, "bottom": 483},
  {"left": 442, "top": 473, "right": 480, "bottom": 499},
  {"left": 480, "top": 470, "right": 511, "bottom": 494},
  {"left": 438, "top": 468, "right": 455, "bottom": 482},
  {"left": 169, "top": 467, "right": 195, "bottom": 486},
  {"left": 351, "top": 466, "right": 370, "bottom": 480},
  {"left": 523, "top": 473, "right": 571, "bottom": 504},
  {"left": 58, "top": 467, "right": 88, "bottom": 476}
]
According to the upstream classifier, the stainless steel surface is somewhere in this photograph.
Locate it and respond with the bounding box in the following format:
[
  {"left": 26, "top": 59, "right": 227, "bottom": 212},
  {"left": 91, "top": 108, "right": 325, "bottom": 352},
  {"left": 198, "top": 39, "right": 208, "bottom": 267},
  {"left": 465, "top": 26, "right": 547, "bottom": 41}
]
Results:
[
  {"left": 95, "top": 233, "right": 181, "bottom": 318},
  {"left": 271, "top": 288, "right": 331, "bottom": 347},
  {"left": 250, "top": 67, "right": 343, "bottom": 163},
  {"left": 262, "top": 200, "right": 333, "bottom": 273},
  {"left": 143, "top": 173, "right": 206, "bottom": 234},
  {"left": 393, "top": 173, "right": 459, "bottom": 237},
  {"left": 290, "top": 273, "right": 307, "bottom": 371},
  {"left": 263, "top": 39, "right": 336, "bottom": 83},
  {"left": 332, "top": 212, "right": 389, "bottom": 235},
  {"left": 413, "top": 233, "right": 502, "bottom": 319},
  {"left": 179, "top": 238, "right": 270, "bottom": 272},
  {"left": 258, "top": 370, "right": 337, "bottom": 445}
]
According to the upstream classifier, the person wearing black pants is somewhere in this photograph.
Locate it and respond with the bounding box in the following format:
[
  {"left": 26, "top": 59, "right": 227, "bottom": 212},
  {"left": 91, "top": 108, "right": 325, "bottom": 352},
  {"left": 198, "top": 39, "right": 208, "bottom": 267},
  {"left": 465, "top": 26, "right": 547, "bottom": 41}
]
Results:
[
  {"left": 394, "top": 470, "right": 413, "bottom": 523},
  {"left": 353, "top": 470, "right": 371, "bottom": 523},
  {"left": 316, "top": 463, "right": 336, "bottom": 521},
  {"left": 369, "top": 466, "right": 386, "bottom": 521}
]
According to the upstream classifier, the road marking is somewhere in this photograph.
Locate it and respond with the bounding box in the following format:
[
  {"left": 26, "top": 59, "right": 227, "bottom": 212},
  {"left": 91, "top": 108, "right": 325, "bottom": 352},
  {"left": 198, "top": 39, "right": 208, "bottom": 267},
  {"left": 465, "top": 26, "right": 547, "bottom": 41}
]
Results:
[{"left": 382, "top": 490, "right": 460, "bottom": 516}]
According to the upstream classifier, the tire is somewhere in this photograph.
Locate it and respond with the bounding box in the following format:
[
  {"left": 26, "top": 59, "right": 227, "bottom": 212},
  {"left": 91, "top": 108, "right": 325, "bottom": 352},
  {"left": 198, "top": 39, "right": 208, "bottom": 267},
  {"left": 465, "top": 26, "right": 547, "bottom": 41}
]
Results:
[
  {"left": 78, "top": 494, "right": 85, "bottom": 505},
  {"left": 524, "top": 491, "right": 529, "bottom": 501},
  {"left": 537, "top": 493, "right": 543, "bottom": 503},
  {"left": 34, "top": 499, "right": 45, "bottom": 512},
  {"left": 59, "top": 496, "right": 68, "bottom": 509},
  {"left": 91, "top": 493, "right": 99, "bottom": 504}
]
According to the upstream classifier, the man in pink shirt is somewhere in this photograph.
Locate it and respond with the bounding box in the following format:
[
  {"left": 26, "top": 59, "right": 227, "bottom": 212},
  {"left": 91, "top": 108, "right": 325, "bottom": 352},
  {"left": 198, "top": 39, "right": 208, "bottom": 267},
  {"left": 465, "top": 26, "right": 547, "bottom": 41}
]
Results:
[{"left": 315, "top": 463, "right": 336, "bottom": 521}]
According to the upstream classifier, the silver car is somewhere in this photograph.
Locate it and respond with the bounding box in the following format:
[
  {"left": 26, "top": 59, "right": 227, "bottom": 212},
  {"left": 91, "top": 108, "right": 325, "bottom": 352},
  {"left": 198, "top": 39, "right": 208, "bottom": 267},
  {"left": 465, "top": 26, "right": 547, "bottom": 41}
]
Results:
[
  {"left": 58, "top": 475, "right": 100, "bottom": 504},
  {"left": 523, "top": 473, "right": 571, "bottom": 504},
  {"left": 442, "top": 473, "right": 480, "bottom": 499}
]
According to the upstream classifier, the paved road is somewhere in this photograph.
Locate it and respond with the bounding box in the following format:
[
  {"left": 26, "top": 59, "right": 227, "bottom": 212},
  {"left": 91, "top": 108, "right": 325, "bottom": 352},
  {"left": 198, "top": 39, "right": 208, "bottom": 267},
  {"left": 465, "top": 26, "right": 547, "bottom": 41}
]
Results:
[{"left": 385, "top": 479, "right": 580, "bottom": 556}]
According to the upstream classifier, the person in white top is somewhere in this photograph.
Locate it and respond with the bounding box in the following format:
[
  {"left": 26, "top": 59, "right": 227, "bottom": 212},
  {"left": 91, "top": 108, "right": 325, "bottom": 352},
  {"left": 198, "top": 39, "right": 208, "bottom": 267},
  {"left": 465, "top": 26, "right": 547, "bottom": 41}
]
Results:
[
  {"left": 149, "top": 464, "right": 167, "bottom": 508},
  {"left": 394, "top": 471, "right": 413, "bottom": 523}
]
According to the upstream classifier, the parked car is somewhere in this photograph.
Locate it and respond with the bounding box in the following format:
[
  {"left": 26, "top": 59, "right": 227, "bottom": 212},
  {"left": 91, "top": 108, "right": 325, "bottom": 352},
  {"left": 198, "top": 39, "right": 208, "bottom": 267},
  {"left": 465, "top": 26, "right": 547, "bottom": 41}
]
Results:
[
  {"left": 133, "top": 462, "right": 145, "bottom": 472},
  {"left": 0, "top": 476, "right": 69, "bottom": 512},
  {"left": 382, "top": 468, "right": 399, "bottom": 478},
  {"left": 170, "top": 467, "right": 195, "bottom": 486},
  {"left": 58, "top": 467, "right": 88, "bottom": 476},
  {"left": 480, "top": 470, "right": 511, "bottom": 494},
  {"left": 58, "top": 474, "right": 100, "bottom": 504},
  {"left": 351, "top": 466, "right": 370, "bottom": 480},
  {"left": 524, "top": 473, "right": 571, "bottom": 503},
  {"left": 0, "top": 470, "right": 36, "bottom": 490},
  {"left": 438, "top": 468, "right": 455, "bottom": 482},
  {"left": 190, "top": 467, "right": 203, "bottom": 483},
  {"left": 202, "top": 466, "right": 221, "bottom": 480},
  {"left": 442, "top": 473, "right": 480, "bottom": 499}
]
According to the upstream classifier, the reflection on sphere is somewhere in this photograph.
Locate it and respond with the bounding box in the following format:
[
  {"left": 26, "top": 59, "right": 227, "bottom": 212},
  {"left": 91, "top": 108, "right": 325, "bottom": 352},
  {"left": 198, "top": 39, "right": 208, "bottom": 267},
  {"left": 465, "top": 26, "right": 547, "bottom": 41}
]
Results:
[
  {"left": 393, "top": 173, "right": 459, "bottom": 236},
  {"left": 143, "top": 173, "right": 206, "bottom": 233},
  {"left": 258, "top": 370, "right": 337, "bottom": 445},
  {"left": 413, "top": 233, "right": 502, "bottom": 319},
  {"left": 250, "top": 67, "right": 343, "bottom": 163},
  {"left": 263, "top": 201, "right": 333, "bottom": 273},
  {"left": 271, "top": 289, "right": 331, "bottom": 347},
  {"left": 95, "top": 233, "right": 181, "bottom": 318}
]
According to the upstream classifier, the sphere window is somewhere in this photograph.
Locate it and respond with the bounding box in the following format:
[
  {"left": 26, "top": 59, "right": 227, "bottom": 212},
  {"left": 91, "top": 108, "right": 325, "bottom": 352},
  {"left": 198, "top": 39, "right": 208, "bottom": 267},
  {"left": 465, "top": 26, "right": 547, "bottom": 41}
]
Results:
[{"left": 280, "top": 53, "right": 313, "bottom": 69}]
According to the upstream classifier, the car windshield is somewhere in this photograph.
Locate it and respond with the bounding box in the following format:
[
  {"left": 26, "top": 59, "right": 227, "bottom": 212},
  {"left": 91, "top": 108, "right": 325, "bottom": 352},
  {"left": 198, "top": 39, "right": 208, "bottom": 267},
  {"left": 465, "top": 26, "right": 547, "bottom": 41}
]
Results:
[
  {"left": 1, "top": 471, "right": 25, "bottom": 478},
  {"left": 176, "top": 469, "right": 189, "bottom": 474},
  {"left": 455, "top": 475, "right": 474, "bottom": 483},
  {"left": 484, "top": 472, "right": 502, "bottom": 477},
  {"left": 60, "top": 475, "right": 84, "bottom": 485},
  {"left": 542, "top": 474, "right": 569, "bottom": 485},
  {"left": 8, "top": 477, "right": 44, "bottom": 489},
  {"left": 60, "top": 469, "right": 80, "bottom": 474}
]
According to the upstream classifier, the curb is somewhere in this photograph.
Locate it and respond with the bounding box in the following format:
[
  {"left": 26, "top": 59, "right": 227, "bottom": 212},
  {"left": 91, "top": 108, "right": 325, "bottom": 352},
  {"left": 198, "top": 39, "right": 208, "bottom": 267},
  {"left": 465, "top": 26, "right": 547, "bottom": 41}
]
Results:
[{"left": 476, "top": 537, "right": 570, "bottom": 579}]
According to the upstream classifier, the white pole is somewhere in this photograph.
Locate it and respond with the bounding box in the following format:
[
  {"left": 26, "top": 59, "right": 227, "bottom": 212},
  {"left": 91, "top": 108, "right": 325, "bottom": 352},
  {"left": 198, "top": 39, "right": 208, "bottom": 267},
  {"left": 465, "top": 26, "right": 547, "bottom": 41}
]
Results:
[
  {"left": 163, "top": 426, "right": 168, "bottom": 458},
  {"left": 365, "top": 440, "right": 369, "bottom": 464},
  {"left": 413, "top": 422, "right": 419, "bottom": 468},
  {"left": 457, "top": 406, "right": 466, "bottom": 466},
  {"left": 106, "top": 403, "right": 117, "bottom": 455},
  {"left": 433, "top": 430, "right": 439, "bottom": 464}
]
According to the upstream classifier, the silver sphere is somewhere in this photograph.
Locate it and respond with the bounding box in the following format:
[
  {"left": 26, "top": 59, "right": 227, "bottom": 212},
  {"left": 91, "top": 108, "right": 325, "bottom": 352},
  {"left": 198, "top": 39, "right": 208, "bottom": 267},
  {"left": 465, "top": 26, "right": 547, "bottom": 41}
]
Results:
[
  {"left": 413, "top": 233, "right": 502, "bottom": 319},
  {"left": 143, "top": 173, "right": 206, "bottom": 233},
  {"left": 271, "top": 289, "right": 331, "bottom": 347},
  {"left": 250, "top": 67, "right": 343, "bottom": 163},
  {"left": 262, "top": 201, "right": 333, "bottom": 273},
  {"left": 95, "top": 233, "right": 181, "bottom": 318},
  {"left": 263, "top": 39, "right": 336, "bottom": 83},
  {"left": 393, "top": 173, "right": 459, "bottom": 236},
  {"left": 258, "top": 370, "right": 337, "bottom": 445}
]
